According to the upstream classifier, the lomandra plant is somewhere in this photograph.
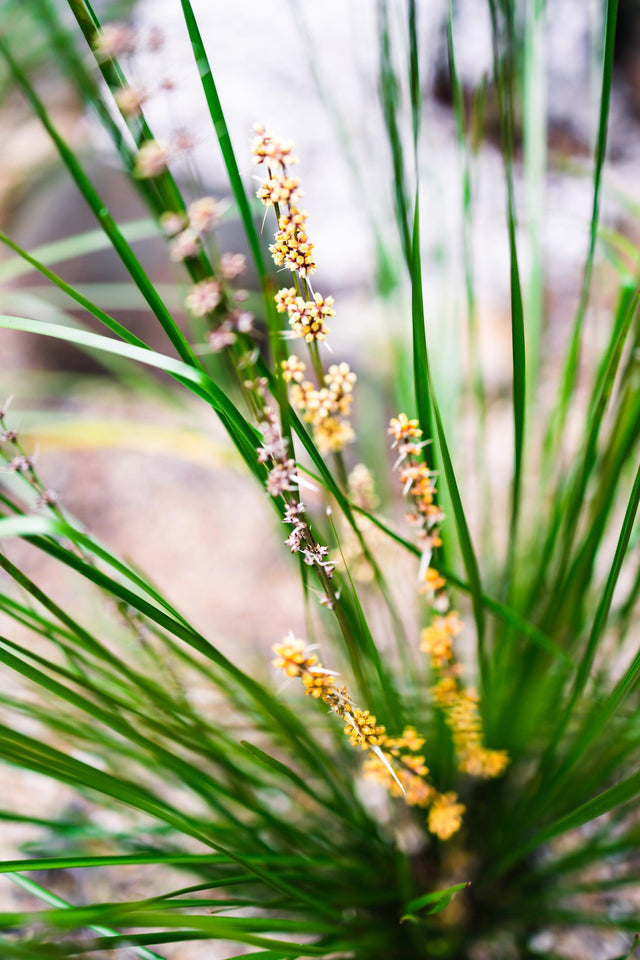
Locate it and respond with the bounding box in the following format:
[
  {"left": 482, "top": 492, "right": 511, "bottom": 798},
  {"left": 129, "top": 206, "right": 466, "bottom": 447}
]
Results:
[{"left": 0, "top": 0, "right": 638, "bottom": 957}]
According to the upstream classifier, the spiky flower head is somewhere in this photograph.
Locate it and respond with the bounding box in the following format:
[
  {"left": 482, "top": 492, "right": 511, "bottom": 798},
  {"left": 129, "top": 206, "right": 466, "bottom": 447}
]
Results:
[
  {"left": 419, "top": 566, "right": 446, "bottom": 595},
  {"left": 302, "top": 670, "right": 337, "bottom": 700},
  {"left": 313, "top": 417, "right": 355, "bottom": 454},
  {"left": 274, "top": 287, "right": 297, "bottom": 313},
  {"left": 257, "top": 176, "right": 302, "bottom": 207},
  {"left": 286, "top": 293, "right": 332, "bottom": 342},
  {"left": 389, "top": 413, "right": 422, "bottom": 444},
  {"left": 428, "top": 792, "right": 466, "bottom": 840},
  {"left": 269, "top": 210, "right": 316, "bottom": 276},
  {"left": 281, "top": 356, "right": 306, "bottom": 383},
  {"left": 272, "top": 636, "right": 318, "bottom": 678},
  {"left": 252, "top": 124, "right": 298, "bottom": 167},
  {"left": 459, "top": 746, "right": 510, "bottom": 779},
  {"left": 344, "top": 709, "right": 386, "bottom": 751},
  {"left": 325, "top": 363, "right": 356, "bottom": 407}
]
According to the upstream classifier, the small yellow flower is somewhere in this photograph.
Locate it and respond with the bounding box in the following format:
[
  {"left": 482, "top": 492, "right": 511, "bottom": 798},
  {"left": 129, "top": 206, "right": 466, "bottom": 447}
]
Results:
[
  {"left": 272, "top": 637, "right": 318, "bottom": 678},
  {"left": 363, "top": 749, "right": 434, "bottom": 806},
  {"left": 389, "top": 413, "right": 422, "bottom": 443},
  {"left": 325, "top": 362, "right": 356, "bottom": 414},
  {"left": 274, "top": 287, "right": 298, "bottom": 313},
  {"left": 281, "top": 356, "right": 306, "bottom": 383},
  {"left": 287, "top": 297, "right": 330, "bottom": 342},
  {"left": 400, "top": 463, "right": 433, "bottom": 496},
  {"left": 459, "top": 746, "right": 509, "bottom": 779},
  {"left": 402, "top": 772, "right": 435, "bottom": 807},
  {"left": 269, "top": 221, "right": 316, "bottom": 276},
  {"left": 401, "top": 754, "right": 429, "bottom": 777},
  {"left": 420, "top": 617, "right": 462, "bottom": 667},
  {"left": 390, "top": 726, "right": 425, "bottom": 752},
  {"left": 257, "top": 176, "right": 302, "bottom": 207},
  {"left": 278, "top": 207, "right": 308, "bottom": 232},
  {"left": 428, "top": 792, "right": 465, "bottom": 840},
  {"left": 311, "top": 292, "right": 335, "bottom": 325},
  {"left": 252, "top": 124, "right": 298, "bottom": 167},
  {"left": 362, "top": 751, "right": 393, "bottom": 784},
  {"left": 323, "top": 685, "right": 353, "bottom": 717},
  {"left": 420, "top": 566, "right": 446, "bottom": 594},
  {"left": 301, "top": 386, "right": 333, "bottom": 421},
  {"left": 313, "top": 417, "right": 355, "bottom": 454},
  {"left": 431, "top": 676, "right": 459, "bottom": 708},
  {"left": 289, "top": 380, "right": 316, "bottom": 418},
  {"left": 344, "top": 709, "right": 386, "bottom": 750},
  {"left": 302, "top": 671, "right": 336, "bottom": 700}
]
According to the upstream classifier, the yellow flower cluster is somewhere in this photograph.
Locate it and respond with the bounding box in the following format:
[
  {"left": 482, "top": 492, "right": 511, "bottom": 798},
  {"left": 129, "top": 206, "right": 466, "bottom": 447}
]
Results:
[
  {"left": 257, "top": 176, "right": 301, "bottom": 207},
  {"left": 253, "top": 126, "right": 315, "bottom": 278},
  {"left": 364, "top": 727, "right": 432, "bottom": 807},
  {"left": 346, "top": 709, "right": 387, "bottom": 750},
  {"left": 390, "top": 413, "right": 510, "bottom": 783},
  {"left": 388, "top": 413, "right": 422, "bottom": 445},
  {"left": 269, "top": 208, "right": 316, "bottom": 278},
  {"left": 282, "top": 357, "right": 356, "bottom": 455},
  {"left": 272, "top": 636, "right": 319, "bottom": 678},
  {"left": 281, "top": 354, "right": 306, "bottom": 383},
  {"left": 431, "top": 678, "right": 509, "bottom": 779},
  {"left": 428, "top": 793, "right": 467, "bottom": 841},
  {"left": 273, "top": 636, "right": 356, "bottom": 726},
  {"left": 252, "top": 124, "right": 298, "bottom": 167},
  {"left": 254, "top": 124, "right": 356, "bottom": 457},
  {"left": 420, "top": 612, "right": 463, "bottom": 667},
  {"left": 273, "top": 638, "right": 465, "bottom": 840},
  {"left": 313, "top": 418, "right": 355, "bottom": 455},
  {"left": 275, "top": 289, "right": 333, "bottom": 342}
]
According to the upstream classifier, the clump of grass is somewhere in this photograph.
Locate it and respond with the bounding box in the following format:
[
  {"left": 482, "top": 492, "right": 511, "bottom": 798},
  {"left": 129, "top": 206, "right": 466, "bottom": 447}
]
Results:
[{"left": 0, "top": 1, "right": 638, "bottom": 958}]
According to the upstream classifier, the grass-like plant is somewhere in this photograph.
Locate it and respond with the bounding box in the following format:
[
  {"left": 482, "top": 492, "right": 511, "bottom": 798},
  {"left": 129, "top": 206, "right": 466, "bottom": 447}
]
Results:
[{"left": 0, "top": 0, "right": 639, "bottom": 957}]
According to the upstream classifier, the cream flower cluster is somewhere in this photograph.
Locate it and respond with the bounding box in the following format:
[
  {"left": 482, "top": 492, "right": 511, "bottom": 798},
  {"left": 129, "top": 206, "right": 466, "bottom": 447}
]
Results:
[{"left": 253, "top": 124, "right": 355, "bottom": 456}]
